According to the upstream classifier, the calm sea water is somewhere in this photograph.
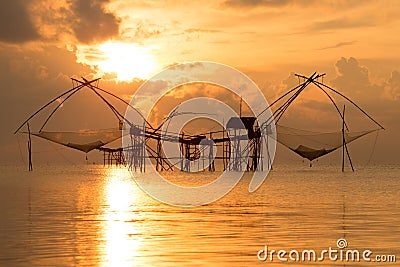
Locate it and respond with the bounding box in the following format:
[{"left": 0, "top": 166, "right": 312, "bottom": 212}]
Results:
[{"left": 0, "top": 164, "right": 399, "bottom": 266}]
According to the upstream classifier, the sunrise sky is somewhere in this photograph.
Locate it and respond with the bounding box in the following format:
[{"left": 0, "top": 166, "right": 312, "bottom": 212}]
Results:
[{"left": 0, "top": 0, "right": 399, "bottom": 165}]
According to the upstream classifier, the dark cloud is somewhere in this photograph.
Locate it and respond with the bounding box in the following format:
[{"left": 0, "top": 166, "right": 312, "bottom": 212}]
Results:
[
  {"left": 282, "top": 72, "right": 299, "bottom": 88},
  {"left": 332, "top": 57, "right": 371, "bottom": 93},
  {"left": 329, "top": 57, "right": 400, "bottom": 131},
  {"left": 317, "top": 41, "right": 357, "bottom": 50},
  {"left": 70, "top": 0, "right": 120, "bottom": 44},
  {"left": 386, "top": 70, "right": 400, "bottom": 100},
  {"left": 0, "top": 0, "right": 40, "bottom": 43},
  {"left": 330, "top": 57, "right": 400, "bottom": 128},
  {"left": 132, "top": 21, "right": 161, "bottom": 39}
]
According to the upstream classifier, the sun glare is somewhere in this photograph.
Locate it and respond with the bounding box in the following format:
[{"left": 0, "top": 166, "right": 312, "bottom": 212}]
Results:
[{"left": 77, "top": 42, "right": 158, "bottom": 82}]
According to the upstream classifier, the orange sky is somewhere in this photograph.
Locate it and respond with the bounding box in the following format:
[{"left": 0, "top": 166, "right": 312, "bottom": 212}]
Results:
[{"left": 0, "top": 0, "right": 399, "bottom": 165}]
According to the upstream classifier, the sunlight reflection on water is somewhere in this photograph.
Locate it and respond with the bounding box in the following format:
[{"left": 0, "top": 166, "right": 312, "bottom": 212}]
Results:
[
  {"left": 101, "top": 168, "right": 141, "bottom": 266},
  {"left": 0, "top": 164, "right": 399, "bottom": 266}
]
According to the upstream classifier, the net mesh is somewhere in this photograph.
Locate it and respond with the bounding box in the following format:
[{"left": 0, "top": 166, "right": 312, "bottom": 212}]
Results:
[
  {"left": 31, "top": 128, "right": 122, "bottom": 153},
  {"left": 28, "top": 124, "right": 377, "bottom": 160},
  {"left": 276, "top": 125, "right": 377, "bottom": 161}
]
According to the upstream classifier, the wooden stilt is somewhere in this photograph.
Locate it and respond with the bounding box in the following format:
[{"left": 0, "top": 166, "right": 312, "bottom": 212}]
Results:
[
  {"left": 239, "top": 96, "right": 242, "bottom": 117},
  {"left": 142, "top": 122, "right": 146, "bottom": 173},
  {"left": 342, "top": 105, "right": 345, "bottom": 172},
  {"left": 344, "top": 142, "right": 355, "bottom": 172},
  {"left": 342, "top": 105, "right": 355, "bottom": 172},
  {"left": 27, "top": 123, "right": 33, "bottom": 171}
]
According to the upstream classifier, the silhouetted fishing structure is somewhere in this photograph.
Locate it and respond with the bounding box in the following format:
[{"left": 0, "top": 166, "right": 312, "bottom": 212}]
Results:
[{"left": 14, "top": 73, "right": 384, "bottom": 172}]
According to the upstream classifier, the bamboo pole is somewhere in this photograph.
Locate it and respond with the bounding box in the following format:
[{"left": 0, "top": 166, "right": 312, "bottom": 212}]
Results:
[
  {"left": 27, "top": 123, "right": 33, "bottom": 171},
  {"left": 342, "top": 105, "right": 345, "bottom": 172}
]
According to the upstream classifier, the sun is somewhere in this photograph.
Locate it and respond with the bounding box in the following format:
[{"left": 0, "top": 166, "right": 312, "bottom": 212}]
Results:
[{"left": 77, "top": 42, "right": 159, "bottom": 82}]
